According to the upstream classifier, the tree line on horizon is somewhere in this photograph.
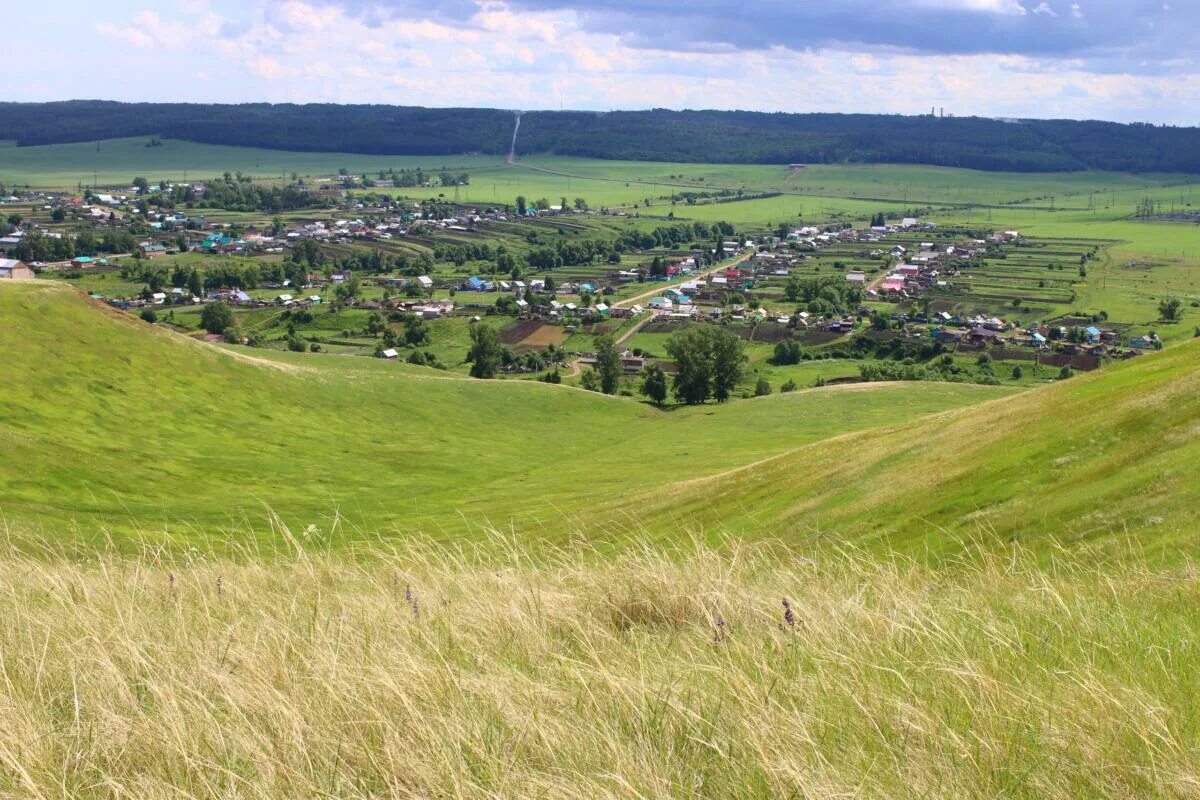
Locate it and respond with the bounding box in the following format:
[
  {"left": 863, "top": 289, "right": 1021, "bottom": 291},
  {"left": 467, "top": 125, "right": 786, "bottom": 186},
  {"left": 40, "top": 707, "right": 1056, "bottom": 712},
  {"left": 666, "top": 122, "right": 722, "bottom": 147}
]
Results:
[{"left": 1, "top": 101, "right": 1199, "bottom": 173}]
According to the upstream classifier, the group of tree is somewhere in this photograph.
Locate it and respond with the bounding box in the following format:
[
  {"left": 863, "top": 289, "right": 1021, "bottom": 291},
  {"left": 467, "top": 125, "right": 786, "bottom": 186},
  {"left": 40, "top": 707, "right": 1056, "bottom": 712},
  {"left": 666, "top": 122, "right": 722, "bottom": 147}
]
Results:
[
  {"left": 8, "top": 103, "right": 1200, "bottom": 173},
  {"left": 661, "top": 326, "right": 745, "bottom": 405},
  {"left": 783, "top": 275, "right": 865, "bottom": 315},
  {"left": 137, "top": 175, "right": 331, "bottom": 213},
  {"left": 6, "top": 227, "right": 138, "bottom": 263}
]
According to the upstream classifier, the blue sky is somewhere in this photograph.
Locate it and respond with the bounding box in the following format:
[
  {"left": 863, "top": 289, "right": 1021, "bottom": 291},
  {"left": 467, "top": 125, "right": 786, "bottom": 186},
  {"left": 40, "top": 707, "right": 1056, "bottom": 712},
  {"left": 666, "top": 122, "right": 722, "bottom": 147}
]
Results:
[{"left": 8, "top": 0, "right": 1199, "bottom": 123}]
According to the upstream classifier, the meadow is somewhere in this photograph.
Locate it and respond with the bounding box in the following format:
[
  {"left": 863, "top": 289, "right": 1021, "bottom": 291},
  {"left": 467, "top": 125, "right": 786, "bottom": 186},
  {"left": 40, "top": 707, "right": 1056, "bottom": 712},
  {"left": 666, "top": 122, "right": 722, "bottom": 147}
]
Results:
[
  {"left": 0, "top": 281, "right": 1010, "bottom": 543},
  {"left": 0, "top": 533, "right": 1195, "bottom": 799},
  {"left": 622, "top": 326, "right": 1200, "bottom": 557},
  {"left": 0, "top": 138, "right": 497, "bottom": 190}
]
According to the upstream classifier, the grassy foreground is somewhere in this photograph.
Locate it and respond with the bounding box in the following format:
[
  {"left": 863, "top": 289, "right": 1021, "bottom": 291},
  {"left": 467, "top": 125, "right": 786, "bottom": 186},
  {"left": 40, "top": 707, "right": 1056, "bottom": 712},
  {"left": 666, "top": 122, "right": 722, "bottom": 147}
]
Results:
[{"left": 0, "top": 531, "right": 1195, "bottom": 799}]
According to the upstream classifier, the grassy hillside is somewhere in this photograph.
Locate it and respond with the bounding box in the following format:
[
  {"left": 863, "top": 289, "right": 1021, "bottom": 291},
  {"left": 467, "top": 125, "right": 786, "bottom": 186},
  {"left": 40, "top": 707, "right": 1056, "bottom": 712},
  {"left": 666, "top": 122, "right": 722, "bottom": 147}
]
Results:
[
  {"left": 0, "top": 282, "right": 1007, "bottom": 543},
  {"left": 628, "top": 332, "right": 1200, "bottom": 556},
  {"left": 1, "top": 535, "right": 1195, "bottom": 799}
]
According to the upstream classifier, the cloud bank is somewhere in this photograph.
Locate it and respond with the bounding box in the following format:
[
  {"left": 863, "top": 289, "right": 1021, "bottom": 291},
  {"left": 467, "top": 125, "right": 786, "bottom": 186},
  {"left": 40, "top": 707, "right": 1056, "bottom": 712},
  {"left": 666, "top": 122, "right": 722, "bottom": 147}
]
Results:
[{"left": 5, "top": 0, "right": 1198, "bottom": 124}]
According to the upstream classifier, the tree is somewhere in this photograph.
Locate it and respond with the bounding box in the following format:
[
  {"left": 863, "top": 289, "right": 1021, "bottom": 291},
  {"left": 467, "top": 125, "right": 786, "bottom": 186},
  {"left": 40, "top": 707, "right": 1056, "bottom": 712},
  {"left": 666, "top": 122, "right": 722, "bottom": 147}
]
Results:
[
  {"left": 1159, "top": 297, "right": 1183, "bottom": 322},
  {"left": 516, "top": 195, "right": 528, "bottom": 215},
  {"left": 467, "top": 324, "right": 503, "bottom": 379},
  {"left": 580, "top": 370, "right": 599, "bottom": 392},
  {"left": 754, "top": 377, "right": 772, "bottom": 397},
  {"left": 640, "top": 365, "right": 668, "bottom": 406},
  {"left": 200, "top": 302, "right": 234, "bottom": 334},
  {"left": 404, "top": 318, "right": 430, "bottom": 347},
  {"left": 709, "top": 327, "right": 746, "bottom": 403},
  {"left": 593, "top": 335, "right": 621, "bottom": 395},
  {"left": 1011, "top": 365, "right": 1024, "bottom": 380},
  {"left": 139, "top": 308, "right": 158, "bottom": 324},
  {"left": 665, "top": 325, "right": 745, "bottom": 405},
  {"left": 366, "top": 312, "right": 387, "bottom": 337},
  {"left": 772, "top": 339, "right": 803, "bottom": 365}
]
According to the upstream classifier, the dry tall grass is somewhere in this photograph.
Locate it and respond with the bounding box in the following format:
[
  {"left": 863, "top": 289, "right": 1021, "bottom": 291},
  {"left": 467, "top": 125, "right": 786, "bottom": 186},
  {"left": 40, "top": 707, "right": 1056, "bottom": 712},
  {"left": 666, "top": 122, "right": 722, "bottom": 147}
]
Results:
[{"left": 0, "top": 529, "right": 1196, "bottom": 799}]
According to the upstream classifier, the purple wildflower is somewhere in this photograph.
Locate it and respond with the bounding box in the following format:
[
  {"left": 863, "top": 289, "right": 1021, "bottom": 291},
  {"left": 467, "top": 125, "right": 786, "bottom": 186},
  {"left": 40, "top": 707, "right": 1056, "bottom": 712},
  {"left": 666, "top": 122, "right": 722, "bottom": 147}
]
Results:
[{"left": 782, "top": 598, "right": 795, "bottom": 628}]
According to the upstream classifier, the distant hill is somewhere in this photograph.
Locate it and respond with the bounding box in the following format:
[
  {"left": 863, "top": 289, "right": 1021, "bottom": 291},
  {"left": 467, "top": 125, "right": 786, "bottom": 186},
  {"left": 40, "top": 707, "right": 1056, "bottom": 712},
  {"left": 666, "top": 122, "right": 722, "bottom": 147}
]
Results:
[{"left": 1, "top": 101, "right": 1198, "bottom": 173}]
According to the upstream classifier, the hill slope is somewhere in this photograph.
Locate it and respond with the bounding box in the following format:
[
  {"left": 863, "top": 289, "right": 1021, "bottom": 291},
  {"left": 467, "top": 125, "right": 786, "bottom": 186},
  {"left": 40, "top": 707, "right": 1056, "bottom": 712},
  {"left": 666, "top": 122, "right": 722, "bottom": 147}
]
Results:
[
  {"left": 626, "top": 335, "right": 1200, "bottom": 555},
  {"left": 0, "top": 282, "right": 1006, "bottom": 543}
]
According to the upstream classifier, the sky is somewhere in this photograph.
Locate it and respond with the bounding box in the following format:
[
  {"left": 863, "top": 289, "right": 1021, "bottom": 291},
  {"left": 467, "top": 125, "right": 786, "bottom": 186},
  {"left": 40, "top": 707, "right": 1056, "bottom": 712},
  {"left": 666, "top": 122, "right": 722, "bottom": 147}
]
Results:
[{"left": 8, "top": 0, "right": 1199, "bottom": 124}]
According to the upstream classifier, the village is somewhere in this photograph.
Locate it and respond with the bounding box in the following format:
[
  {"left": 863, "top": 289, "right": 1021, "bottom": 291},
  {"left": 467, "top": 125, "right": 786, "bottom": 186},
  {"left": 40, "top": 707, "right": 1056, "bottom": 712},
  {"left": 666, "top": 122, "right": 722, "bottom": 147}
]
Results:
[{"left": 0, "top": 176, "right": 1159, "bottom": 394}]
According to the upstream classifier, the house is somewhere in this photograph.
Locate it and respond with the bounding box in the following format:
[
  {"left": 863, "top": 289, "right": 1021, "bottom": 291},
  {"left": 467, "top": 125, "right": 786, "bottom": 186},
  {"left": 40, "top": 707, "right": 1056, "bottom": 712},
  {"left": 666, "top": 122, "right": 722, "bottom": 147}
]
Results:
[
  {"left": 139, "top": 243, "right": 168, "bottom": 258},
  {"left": 0, "top": 259, "right": 33, "bottom": 280},
  {"left": 933, "top": 328, "right": 966, "bottom": 344},
  {"left": 71, "top": 256, "right": 95, "bottom": 268},
  {"left": 378, "top": 348, "right": 399, "bottom": 360},
  {"left": 968, "top": 327, "right": 1002, "bottom": 345},
  {"left": 619, "top": 351, "right": 646, "bottom": 373},
  {"left": 648, "top": 297, "right": 673, "bottom": 310},
  {"left": 845, "top": 271, "right": 867, "bottom": 284}
]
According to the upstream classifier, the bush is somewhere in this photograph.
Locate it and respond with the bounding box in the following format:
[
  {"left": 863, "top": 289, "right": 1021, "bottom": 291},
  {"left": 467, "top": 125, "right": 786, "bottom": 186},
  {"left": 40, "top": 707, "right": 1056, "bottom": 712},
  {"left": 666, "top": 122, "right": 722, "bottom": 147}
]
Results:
[
  {"left": 772, "top": 339, "right": 803, "bottom": 366},
  {"left": 139, "top": 309, "right": 157, "bottom": 324},
  {"left": 780, "top": 379, "right": 798, "bottom": 393}
]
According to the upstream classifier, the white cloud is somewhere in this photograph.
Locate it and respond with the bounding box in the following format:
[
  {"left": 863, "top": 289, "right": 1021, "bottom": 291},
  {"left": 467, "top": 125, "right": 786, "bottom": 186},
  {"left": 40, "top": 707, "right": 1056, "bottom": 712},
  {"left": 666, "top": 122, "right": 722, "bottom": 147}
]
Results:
[
  {"left": 63, "top": 1, "right": 1200, "bottom": 124},
  {"left": 915, "top": 0, "right": 1027, "bottom": 14},
  {"left": 248, "top": 56, "right": 290, "bottom": 80}
]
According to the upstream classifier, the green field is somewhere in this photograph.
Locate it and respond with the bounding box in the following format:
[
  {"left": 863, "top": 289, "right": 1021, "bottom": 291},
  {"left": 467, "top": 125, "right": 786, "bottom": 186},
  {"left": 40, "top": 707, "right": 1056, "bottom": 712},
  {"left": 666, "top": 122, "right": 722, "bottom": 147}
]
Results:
[
  {"left": 0, "top": 281, "right": 1012, "bottom": 543},
  {"left": 0, "top": 138, "right": 499, "bottom": 190},
  {"left": 624, "top": 329, "right": 1200, "bottom": 556}
]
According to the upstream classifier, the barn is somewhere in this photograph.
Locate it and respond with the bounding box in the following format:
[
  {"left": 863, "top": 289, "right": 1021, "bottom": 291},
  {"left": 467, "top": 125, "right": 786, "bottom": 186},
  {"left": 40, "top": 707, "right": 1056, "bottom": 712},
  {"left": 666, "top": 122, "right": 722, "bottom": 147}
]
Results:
[{"left": 0, "top": 259, "right": 34, "bottom": 280}]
